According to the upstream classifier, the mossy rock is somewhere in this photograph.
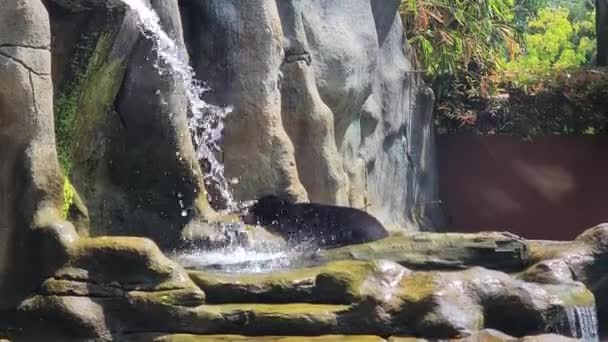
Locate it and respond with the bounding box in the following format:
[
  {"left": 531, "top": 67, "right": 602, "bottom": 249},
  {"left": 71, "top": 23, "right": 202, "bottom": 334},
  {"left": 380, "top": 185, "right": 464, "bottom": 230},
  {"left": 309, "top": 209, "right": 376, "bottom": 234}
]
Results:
[
  {"left": 188, "top": 260, "right": 409, "bottom": 305},
  {"left": 127, "top": 335, "right": 386, "bottom": 342},
  {"left": 315, "top": 232, "right": 528, "bottom": 272}
]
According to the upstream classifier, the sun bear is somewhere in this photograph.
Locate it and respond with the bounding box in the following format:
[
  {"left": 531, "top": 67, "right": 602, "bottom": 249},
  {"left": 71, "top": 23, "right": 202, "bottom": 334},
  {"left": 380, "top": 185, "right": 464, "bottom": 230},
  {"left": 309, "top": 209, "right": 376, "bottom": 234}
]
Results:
[{"left": 242, "top": 195, "right": 390, "bottom": 248}]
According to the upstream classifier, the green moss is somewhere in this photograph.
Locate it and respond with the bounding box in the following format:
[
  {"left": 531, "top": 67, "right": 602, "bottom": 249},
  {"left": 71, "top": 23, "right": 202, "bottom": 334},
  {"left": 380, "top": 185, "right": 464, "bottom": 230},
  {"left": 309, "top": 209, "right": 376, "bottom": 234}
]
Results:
[
  {"left": 398, "top": 273, "right": 439, "bottom": 302},
  {"left": 557, "top": 286, "right": 595, "bottom": 307},
  {"left": 61, "top": 176, "right": 76, "bottom": 219},
  {"left": 55, "top": 31, "right": 103, "bottom": 175},
  {"left": 54, "top": 17, "right": 127, "bottom": 185},
  {"left": 209, "top": 303, "right": 349, "bottom": 316}
]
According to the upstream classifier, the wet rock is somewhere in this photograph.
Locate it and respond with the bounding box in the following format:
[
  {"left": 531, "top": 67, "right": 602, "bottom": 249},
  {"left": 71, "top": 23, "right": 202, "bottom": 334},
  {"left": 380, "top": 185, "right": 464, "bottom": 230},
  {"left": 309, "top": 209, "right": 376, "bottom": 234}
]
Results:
[
  {"left": 91, "top": 0, "right": 215, "bottom": 246},
  {"left": 518, "top": 259, "right": 574, "bottom": 284},
  {"left": 185, "top": 261, "right": 591, "bottom": 339},
  {"left": 13, "top": 252, "right": 593, "bottom": 340},
  {"left": 45, "top": 0, "right": 226, "bottom": 248},
  {"left": 316, "top": 231, "right": 529, "bottom": 271},
  {"left": 188, "top": 260, "right": 410, "bottom": 305},
  {"left": 186, "top": 0, "right": 308, "bottom": 203},
  {"left": 443, "top": 329, "right": 516, "bottom": 341},
  {"left": 529, "top": 223, "right": 608, "bottom": 326},
  {"left": 519, "top": 335, "right": 577, "bottom": 342},
  {"left": 127, "top": 335, "right": 387, "bottom": 342},
  {"left": 123, "top": 332, "right": 579, "bottom": 342}
]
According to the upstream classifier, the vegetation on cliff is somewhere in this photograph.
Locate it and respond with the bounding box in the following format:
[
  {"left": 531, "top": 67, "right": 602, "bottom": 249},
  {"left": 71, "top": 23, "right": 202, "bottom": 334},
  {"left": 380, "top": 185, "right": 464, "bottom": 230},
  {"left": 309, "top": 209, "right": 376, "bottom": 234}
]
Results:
[{"left": 400, "top": 0, "right": 605, "bottom": 136}]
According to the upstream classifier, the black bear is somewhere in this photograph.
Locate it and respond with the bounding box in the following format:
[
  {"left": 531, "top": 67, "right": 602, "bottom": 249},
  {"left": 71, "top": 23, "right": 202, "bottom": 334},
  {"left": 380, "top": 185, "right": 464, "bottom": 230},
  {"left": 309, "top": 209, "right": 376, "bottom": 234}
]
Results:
[{"left": 242, "top": 195, "right": 389, "bottom": 248}]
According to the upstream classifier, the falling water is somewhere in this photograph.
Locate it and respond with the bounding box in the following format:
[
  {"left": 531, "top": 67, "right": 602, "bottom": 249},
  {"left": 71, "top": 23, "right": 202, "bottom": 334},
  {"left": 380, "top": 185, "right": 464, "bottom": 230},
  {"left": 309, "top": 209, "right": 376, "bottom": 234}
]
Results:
[
  {"left": 120, "top": 0, "right": 235, "bottom": 210},
  {"left": 119, "top": 0, "right": 304, "bottom": 271},
  {"left": 552, "top": 306, "right": 599, "bottom": 341}
]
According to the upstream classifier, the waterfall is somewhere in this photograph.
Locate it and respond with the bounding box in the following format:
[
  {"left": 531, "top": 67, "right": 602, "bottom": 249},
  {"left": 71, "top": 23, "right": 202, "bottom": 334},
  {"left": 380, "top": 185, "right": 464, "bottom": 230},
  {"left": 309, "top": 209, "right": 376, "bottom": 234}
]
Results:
[
  {"left": 552, "top": 306, "right": 599, "bottom": 341},
  {"left": 120, "top": 0, "right": 235, "bottom": 210},
  {"left": 566, "top": 306, "right": 599, "bottom": 341}
]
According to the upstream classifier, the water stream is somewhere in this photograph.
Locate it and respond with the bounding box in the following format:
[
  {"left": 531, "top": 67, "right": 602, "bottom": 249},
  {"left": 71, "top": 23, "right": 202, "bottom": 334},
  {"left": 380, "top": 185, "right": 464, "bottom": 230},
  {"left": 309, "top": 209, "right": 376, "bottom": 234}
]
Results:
[
  {"left": 552, "top": 305, "right": 599, "bottom": 341},
  {"left": 121, "top": 0, "right": 235, "bottom": 210},
  {"left": 120, "top": 0, "right": 301, "bottom": 271}
]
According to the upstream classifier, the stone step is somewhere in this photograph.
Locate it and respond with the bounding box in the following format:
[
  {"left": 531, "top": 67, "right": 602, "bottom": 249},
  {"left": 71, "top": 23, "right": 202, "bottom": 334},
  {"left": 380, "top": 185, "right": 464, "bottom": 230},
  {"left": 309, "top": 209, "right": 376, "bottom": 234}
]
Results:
[{"left": 123, "top": 331, "right": 576, "bottom": 342}]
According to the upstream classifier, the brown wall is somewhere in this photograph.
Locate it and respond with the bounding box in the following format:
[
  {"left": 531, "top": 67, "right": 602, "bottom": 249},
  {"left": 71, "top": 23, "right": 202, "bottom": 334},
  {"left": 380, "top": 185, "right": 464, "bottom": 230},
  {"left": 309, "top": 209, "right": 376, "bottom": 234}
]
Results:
[{"left": 438, "top": 135, "right": 608, "bottom": 240}]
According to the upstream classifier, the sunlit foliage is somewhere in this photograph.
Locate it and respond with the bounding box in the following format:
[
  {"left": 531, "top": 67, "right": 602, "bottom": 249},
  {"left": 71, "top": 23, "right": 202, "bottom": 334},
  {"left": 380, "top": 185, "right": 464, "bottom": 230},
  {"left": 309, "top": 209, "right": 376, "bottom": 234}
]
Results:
[
  {"left": 504, "top": 7, "right": 596, "bottom": 84},
  {"left": 400, "top": 0, "right": 519, "bottom": 84}
]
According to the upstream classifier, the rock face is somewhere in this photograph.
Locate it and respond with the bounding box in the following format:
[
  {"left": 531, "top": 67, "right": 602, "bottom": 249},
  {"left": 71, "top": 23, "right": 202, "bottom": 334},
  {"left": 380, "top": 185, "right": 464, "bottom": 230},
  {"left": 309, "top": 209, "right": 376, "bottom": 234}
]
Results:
[
  {"left": 105, "top": 0, "right": 213, "bottom": 244},
  {"left": 0, "top": 0, "right": 68, "bottom": 311},
  {"left": 125, "top": 333, "right": 577, "bottom": 342},
  {"left": 46, "top": 0, "right": 218, "bottom": 246},
  {"left": 0, "top": 0, "right": 441, "bottom": 317},
  {"left": 1, "top": 0, "right": 607, "bottom": 341},
  {"left": 6, "top": 0, "right": 446, "bottom": 252},
  {"left": 182, "top": 0, "right": 443, "bottom": 230},
  {"left": 43, "top": 0, "right": 443, "bottom": 245}
]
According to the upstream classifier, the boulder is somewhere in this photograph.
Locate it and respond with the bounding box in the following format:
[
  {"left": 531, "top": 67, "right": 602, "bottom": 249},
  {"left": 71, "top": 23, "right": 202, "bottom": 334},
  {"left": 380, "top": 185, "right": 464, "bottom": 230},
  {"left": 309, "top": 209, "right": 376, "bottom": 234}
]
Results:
[
  {"left": 529, "top": 223, "right": 608, "bottom": 327},
  {"left": 171, "top": 261, "right": 594, "bottom": 339},
  {"left": 518, "top": 259, "right": 574, "bottom": 285},
  {"left": 316, "top": 231, "right": 529, "bottom": 271},
  {"left": 16, "top": 236, "right": 205, "bottom": 340},
  {"left": 11, "top": 249, "right": 596, "bottom": 340},
  {"left": 127, "top": 336, "right": 386, "bottom": 342},
  {"left": 188, "top": 260, "right": 410, "bottom": 305},
  {"left": 122, "top": 332, "right": 579, "bottom": 342}
]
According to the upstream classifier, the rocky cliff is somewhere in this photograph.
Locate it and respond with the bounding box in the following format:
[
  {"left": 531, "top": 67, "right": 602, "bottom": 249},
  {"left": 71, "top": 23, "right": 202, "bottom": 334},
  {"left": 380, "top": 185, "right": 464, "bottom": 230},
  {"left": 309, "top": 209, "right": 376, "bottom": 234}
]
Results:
[
  {"left": 183, "top": 0, "right": 442, "bottom": 231},
  {"left": 0, "top": 0, "right": 441, "bottom": 312},
  {"left": 42, "top": 0, "right": 442, "bottom": 244}
]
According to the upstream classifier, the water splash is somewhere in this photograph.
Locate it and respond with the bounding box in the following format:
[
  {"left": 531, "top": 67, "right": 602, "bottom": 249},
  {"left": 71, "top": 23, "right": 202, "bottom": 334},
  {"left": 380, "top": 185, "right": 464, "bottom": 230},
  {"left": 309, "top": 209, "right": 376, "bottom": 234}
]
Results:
[
  {"left": 552, "top": 306, "right": 599, "bottom": 341},
  {"left": 172, "top": 238, "right": 324, "bottom": 274},
  {"left": 172, "top": 246, "right": 295, "bottom": 274},
  {"left": 120, "top": 0, "right": 235, "bottom": 209}
]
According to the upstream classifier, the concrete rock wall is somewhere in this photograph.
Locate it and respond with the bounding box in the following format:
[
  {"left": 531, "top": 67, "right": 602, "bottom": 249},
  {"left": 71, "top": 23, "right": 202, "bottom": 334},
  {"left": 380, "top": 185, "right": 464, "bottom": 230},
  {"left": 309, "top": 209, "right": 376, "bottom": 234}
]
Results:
[
  {"left": 0, "top": 0, "right": 65, "bottom": 311},
  {"left": 182, "top": 0, "right": 443, "bottom": 231},
  {"left": 0, "top": 1, "right": 443, "bottom": 287}
]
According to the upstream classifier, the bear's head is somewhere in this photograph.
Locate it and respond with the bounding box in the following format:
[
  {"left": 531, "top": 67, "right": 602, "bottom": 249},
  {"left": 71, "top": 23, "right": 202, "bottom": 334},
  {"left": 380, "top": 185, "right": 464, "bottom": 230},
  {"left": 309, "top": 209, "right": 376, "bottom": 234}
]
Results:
[{"left": 242, "top": 194, "right": 291, "bottom": 227}]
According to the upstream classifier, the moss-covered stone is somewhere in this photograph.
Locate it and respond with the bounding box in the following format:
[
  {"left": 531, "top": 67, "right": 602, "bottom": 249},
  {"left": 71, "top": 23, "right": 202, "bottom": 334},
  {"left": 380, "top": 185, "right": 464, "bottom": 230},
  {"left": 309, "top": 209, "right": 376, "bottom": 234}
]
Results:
[
  {"left": 128, "top": 334, "right": 386, "bottom": 342},
  {"left": 518, "top": 259, "right": 574, "bottom": 285},
  {"left": 188, "top": 260, "right": 409, "bottom": 305},
  {"left": 525, "top": 224, "right": 608, "bottom": 327},
  {"left": 53, "top": 8, "right": 127, "bottom": 176},
  {"left": 64, "top": 236, "right": 186, "bottom": 288},
  {"left": 315, "top": 232, "right": 528, "bottom": 271}
]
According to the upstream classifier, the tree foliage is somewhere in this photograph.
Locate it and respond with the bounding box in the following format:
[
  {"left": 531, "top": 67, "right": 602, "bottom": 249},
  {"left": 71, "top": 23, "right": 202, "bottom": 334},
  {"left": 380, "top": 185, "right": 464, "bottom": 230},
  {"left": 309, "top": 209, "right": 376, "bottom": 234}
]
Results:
[
  {"left": 504, "top": 7, "right": 596, "bottom": 84},
  {"left": 400, "top": 0, "right": 597, "bottom": 90},
  {"left": 400, "top": 0, "right": 519, "bottom": 86},
  {"left": 400, "top": 0, "right": 602, "bottom": 135}
]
